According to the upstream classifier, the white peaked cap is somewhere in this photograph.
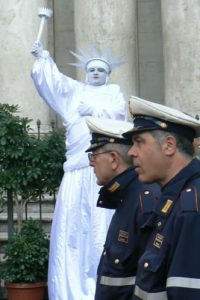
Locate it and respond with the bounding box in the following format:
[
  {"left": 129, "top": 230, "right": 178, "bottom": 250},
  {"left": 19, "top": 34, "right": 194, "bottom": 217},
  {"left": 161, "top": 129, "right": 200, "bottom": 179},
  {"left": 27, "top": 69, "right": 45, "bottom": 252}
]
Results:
[
  {"left": 123, "top": 96, "right": 200, "bottom": 140},
  {"left": 86, "top": 117, "right": 133, "bottom": 138},
  {"left": 85, "top": 117, "right": 133, "bottom": 152},
  {"left": 129, "top": 96, "right": 200, "bottom": 128}
]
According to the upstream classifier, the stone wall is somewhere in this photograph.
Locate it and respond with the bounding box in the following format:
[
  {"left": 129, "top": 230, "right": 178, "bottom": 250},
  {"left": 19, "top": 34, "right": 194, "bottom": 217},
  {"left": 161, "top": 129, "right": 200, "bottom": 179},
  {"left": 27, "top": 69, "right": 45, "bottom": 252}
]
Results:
[{"left": 0, "top": 0, "right": 199, "bottom": 125}]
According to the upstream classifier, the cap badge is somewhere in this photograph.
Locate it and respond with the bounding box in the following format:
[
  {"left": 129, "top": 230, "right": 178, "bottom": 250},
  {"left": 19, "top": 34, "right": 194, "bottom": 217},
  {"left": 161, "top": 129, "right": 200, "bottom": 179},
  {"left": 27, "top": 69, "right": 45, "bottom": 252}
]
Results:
[
  {"left": 109, "top": 138, "right": 115, "bottom": 143},
  {"left": 160, "top": 122, "right": 167, "bottom": 128}
]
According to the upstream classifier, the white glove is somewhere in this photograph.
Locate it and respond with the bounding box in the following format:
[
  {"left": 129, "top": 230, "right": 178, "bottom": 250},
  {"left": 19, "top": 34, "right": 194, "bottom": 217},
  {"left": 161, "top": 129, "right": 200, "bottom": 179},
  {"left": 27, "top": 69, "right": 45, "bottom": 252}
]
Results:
[
  {"left": 30, "top": 41, "right": 44, "bottom": 58},
  {"left": 78, "top": 102, "right": 94, "bottom": 116}
]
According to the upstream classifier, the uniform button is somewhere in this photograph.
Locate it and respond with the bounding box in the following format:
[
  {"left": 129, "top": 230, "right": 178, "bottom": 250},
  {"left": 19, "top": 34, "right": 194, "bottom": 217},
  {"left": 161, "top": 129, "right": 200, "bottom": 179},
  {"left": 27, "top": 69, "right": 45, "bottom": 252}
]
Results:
[
  {"left": 103, "top": 251, "right": 106, "bottom": 256},
  {"left": 99, "top": 200, "right": 103, "bottom": 205},
  {"left": 144, "top": 190, "right": 150, "bottom": 195},
  {"left": 157, "top": 221, "right": 162, "bottom": 227},
  {"left": 144, "top": 262, "right": 149, "bottom": 269},
  {"left": 114, "top": 259, "right": 120, "bottom": 264}
]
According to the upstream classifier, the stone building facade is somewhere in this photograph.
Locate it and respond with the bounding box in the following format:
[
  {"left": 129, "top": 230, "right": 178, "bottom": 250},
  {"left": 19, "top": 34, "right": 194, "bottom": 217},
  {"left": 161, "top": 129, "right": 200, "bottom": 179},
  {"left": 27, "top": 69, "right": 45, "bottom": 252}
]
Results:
[{"left": 0, "top": 0, "right": 200, "bottom": 129}]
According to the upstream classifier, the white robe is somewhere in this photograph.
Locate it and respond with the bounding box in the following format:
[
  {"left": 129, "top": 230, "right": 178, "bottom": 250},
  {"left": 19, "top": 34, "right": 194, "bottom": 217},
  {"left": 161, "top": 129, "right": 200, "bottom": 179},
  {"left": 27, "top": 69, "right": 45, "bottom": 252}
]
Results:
[{"left": 31, "top": 52, "right": 126, "bottom": 300}]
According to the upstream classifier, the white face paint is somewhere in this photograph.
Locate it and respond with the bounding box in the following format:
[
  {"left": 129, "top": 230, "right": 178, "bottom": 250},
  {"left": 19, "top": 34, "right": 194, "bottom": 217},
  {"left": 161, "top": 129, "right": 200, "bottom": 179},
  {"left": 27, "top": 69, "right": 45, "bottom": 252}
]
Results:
[
  {"left": 86, "top": 66, "right": 108, "bottom": 86},
  {"left": 86, "top": 59, "right": 110, "bottom": 86}
]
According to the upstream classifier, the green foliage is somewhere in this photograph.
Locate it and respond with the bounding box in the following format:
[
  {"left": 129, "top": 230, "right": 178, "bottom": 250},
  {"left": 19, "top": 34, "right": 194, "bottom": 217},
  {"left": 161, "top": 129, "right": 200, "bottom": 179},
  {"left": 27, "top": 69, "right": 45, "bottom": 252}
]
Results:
[
  {"left": 1, "top": 219, "right": 50, "bottom": 283},
  {"left": 0, "top": 103, "right": 65, "bottom": 230},
  {"left": 33, "top": 127, "right": 66, "bottom": 195},
  {"left": 0, "top": 103, "right": 65, "bottom": 197}
]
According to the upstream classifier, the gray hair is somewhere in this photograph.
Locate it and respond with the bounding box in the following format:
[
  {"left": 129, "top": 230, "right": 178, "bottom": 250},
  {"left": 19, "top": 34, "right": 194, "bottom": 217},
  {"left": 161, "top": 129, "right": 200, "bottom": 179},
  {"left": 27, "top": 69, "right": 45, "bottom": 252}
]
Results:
[
  {"left": 103, "top": 143, "right": 132, "bottom": 166},
  {"left": 151, "top": 130, "right": 194, "bottom": 158}
]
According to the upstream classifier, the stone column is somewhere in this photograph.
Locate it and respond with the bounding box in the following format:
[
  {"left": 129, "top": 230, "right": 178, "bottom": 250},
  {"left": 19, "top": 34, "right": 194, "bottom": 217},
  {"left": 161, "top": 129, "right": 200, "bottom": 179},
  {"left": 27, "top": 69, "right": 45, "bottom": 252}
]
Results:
[
  {"left": 161, "top": 0, "right": 200, "bottom": 116},
  {"left": 0, "top": 0, "right": 54, "bottom": 130},
  {"left": 74, "top": 0, "right": 138, "bottom": 102}
]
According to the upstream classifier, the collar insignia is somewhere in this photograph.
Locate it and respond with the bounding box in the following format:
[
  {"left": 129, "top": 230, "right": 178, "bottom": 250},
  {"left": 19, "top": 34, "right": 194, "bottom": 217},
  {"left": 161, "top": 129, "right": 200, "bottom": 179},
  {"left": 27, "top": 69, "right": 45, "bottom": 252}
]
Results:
[
  {"left": 108, "top": 181, "right": 120, "bottom": 192},
  {"left": 161, "top": 199, "right": 173, "bottom": 214}
]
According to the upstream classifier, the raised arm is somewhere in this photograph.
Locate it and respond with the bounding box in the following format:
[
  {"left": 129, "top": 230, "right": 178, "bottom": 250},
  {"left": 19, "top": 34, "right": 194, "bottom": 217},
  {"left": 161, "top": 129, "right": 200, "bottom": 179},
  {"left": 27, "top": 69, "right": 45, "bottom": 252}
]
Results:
[{"left": 30, "top": 41, "right": 81, "bottom": 118}]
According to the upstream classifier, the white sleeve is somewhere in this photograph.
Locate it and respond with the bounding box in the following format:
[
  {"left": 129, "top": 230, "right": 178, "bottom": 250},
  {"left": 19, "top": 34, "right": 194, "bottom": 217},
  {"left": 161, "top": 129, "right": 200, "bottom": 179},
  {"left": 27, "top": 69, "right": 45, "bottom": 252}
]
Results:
[{"left": 31, "top": 51, "right": 81, "bottom": 118}]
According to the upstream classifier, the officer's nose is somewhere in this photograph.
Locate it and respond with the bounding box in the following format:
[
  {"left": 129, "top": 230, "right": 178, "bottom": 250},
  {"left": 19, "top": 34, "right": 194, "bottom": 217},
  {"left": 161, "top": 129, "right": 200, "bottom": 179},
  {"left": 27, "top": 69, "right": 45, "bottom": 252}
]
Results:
[{"left": 128, "top": 144, "right": 137, "bottom": 157}]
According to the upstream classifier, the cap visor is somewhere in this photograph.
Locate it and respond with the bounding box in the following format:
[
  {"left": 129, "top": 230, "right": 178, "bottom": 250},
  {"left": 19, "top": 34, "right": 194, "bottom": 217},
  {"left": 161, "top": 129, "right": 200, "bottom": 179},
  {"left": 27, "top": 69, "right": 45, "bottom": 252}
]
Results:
[{"left": 122, "top": 126, "right": 159, "bottom": 138}]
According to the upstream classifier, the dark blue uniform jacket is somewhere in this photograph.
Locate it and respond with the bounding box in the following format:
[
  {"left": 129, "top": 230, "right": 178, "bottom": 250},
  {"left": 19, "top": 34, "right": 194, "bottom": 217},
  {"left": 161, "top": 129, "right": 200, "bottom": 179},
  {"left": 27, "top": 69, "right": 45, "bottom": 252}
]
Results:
[
  {"left": 95, "top": 167, "right": 159, "bottom": 300},
  {"left": 133, "top": 159, "right": 200, "bottom": 300}
]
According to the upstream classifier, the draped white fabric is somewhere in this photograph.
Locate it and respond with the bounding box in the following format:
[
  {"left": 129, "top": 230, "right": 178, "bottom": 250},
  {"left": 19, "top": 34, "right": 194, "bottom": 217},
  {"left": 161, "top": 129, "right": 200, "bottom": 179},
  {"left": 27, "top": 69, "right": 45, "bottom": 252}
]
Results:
[{"left": 31, "top": 52, "right": 126, "bottom": 300}]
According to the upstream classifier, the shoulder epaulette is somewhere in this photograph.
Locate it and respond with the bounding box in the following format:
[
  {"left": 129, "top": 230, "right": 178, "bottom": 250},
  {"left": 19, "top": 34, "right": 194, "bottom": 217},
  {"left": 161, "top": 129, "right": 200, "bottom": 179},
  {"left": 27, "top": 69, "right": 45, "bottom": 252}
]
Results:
[
  {"left": 139, "top": 190, "right": 157, "bottom": 214},
  {"left": 180, "top": 187, "right": 199, "bottom": 212}
]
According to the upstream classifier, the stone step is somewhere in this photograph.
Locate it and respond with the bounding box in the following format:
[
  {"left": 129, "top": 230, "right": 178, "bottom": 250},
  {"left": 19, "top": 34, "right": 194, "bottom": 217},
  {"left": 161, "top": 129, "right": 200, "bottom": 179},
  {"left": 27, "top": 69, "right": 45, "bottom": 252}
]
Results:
[
  {"left": 0, "top": 212, "right": 53, "bottom": 222},
  {"left": 2, "top": 201, "right": 55, "bottom": 214},
  {"left": 0, "top": 199, "right": 54, "bottom": 265},
  {"left": 0, "top": 253, "right": 5, "bottom": 262},
  {"left": 0, "top": 232, "right": 7, "bottom": 242},
  {"left": 0, "top": 212, "right": 53, "bottom": 245}
]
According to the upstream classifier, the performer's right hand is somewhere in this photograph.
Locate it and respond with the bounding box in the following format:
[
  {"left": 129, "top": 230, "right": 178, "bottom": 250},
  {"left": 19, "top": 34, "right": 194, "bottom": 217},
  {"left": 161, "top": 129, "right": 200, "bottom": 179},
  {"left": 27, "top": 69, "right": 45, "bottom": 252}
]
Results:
[
  {"left": 78, "top": 101, "right": 94, "bottom": 117},
  {"left": 30, "top": 41, "right": 44, "bottom": 58}
]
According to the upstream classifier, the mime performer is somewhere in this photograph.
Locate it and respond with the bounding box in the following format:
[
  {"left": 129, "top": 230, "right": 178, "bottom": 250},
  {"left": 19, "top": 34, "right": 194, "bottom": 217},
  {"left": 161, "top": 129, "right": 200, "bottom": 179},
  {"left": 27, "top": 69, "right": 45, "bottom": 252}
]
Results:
[{"left": 30, "top": 41, "right": 126, "bottom": 300}]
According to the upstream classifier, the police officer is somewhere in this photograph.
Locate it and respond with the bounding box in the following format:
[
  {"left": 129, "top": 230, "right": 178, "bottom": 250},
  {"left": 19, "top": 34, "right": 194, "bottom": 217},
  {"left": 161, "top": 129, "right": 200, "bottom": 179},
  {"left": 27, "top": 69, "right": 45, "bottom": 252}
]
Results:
[
  {"left": 123, "top": 96, "right": 200, "bottom": 300},
  {"left": 85, "top": 117, "right": 160, "bottom": 300},
  {"left": 193, "top": 137, "right": 200, "bottom": 159}
]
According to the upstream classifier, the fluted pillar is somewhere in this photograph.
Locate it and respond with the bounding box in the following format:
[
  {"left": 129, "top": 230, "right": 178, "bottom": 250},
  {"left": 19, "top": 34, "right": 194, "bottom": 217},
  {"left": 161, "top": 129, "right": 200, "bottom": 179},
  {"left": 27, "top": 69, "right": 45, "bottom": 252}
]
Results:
[
  {"left": 0, "top": 0, "right": 54, "bottom": 130},
  {"left": 161, "top": 0, "right": 200, "bottom": 116},
  {"left": 74, "top": 0, "right": 138, "bottom": 101}
]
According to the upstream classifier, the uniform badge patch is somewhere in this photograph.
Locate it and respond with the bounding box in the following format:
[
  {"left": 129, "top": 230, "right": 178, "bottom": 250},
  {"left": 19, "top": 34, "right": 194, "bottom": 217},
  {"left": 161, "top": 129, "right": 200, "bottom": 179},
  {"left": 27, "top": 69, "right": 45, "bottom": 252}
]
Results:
[
  {"left": 153, "top": 233, "right": 164, "bottom": 249},
  {"left": 118, "top": 230, "right": 129, "bottom": 244},
  {"left": 109, "top": 138, "right": 115, "bottom": 143},
  {"left": 108, "top": 181, "right": 120, "bottom": 192},
  {"left": 161, "top": 199, "right": 173, "bottom": 214}
]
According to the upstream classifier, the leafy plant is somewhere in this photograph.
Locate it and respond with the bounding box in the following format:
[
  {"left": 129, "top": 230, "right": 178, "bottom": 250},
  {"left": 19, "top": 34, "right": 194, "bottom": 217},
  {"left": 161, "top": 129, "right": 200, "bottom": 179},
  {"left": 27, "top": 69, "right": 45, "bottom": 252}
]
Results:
[
  {"left": 0, "top": 103, "right": 65, "bottom": 232},
  {"left": 1, "top": 219, "right": 49, "bottom": 283}
]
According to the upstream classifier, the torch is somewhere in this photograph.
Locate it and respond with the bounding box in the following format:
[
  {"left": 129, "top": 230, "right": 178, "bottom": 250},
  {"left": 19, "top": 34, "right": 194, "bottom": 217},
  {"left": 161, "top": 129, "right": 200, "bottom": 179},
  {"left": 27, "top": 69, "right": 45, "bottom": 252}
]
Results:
[{"left": 36, "top": 7, "right": 53, "bottom": 42}]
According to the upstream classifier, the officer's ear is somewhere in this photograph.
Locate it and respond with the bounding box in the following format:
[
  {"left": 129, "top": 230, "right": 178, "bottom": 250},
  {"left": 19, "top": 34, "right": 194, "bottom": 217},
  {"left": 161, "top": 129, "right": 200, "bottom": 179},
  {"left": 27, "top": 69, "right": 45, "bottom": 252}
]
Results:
[
  {"left": 162, "top": 135, "right": 177, "bottom": 156},
  {"left": 109, "top": 151, "right": 121, "bottom": 170}
]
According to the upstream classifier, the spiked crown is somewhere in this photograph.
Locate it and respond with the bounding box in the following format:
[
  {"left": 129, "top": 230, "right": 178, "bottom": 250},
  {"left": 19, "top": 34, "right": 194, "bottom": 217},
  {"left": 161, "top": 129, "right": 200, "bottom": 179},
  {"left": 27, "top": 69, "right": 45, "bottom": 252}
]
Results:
[{"left": 68, "top": 45, "right": 124, "bottom": 74}]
